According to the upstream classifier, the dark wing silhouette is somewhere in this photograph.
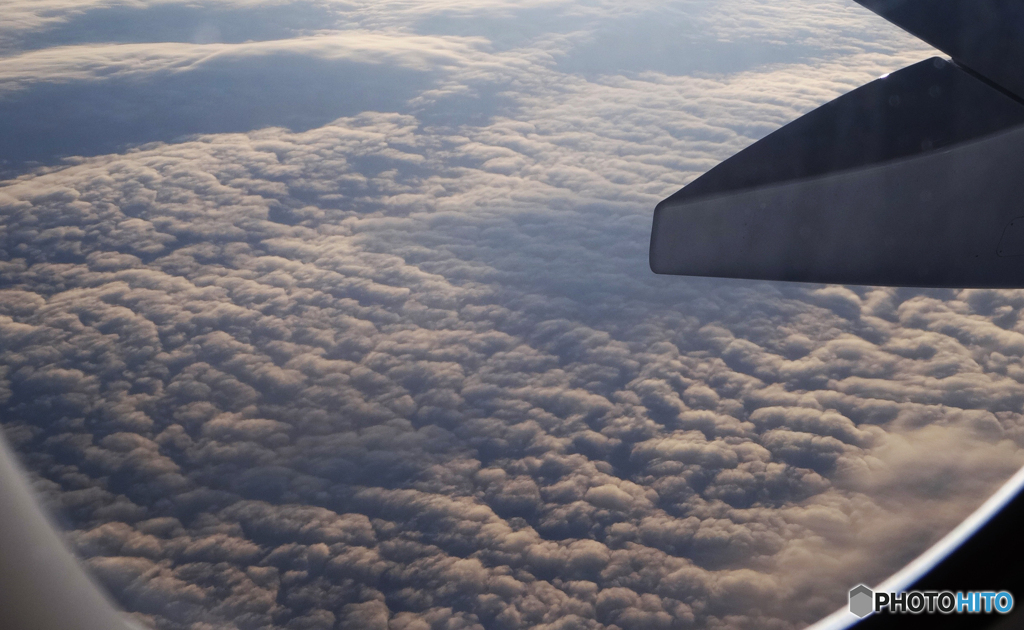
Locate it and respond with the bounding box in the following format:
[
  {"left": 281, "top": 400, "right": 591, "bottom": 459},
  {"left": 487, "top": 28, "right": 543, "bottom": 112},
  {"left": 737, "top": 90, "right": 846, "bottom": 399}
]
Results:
[
  {"left": 651, "top": 2, "right": 1024, "bottom": 287},
  {"left": 651, "top": 3, "right": 1024, "bottom": 629},
  {"left": 854, "top": 0, "right": 1024, "bottom": 101}
]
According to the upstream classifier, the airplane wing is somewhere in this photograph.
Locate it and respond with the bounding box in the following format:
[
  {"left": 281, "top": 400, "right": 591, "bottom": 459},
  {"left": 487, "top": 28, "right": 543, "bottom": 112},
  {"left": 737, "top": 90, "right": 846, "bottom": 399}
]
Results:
[
  {"left": 650, "top": 2, "right": 1024, "bottom": 287},
  {"left": 653, "top": 2, "right": 1024, "bottom": 628},
  {"left": 854, "top": 0, "right": 1024, "bottom": 102}
]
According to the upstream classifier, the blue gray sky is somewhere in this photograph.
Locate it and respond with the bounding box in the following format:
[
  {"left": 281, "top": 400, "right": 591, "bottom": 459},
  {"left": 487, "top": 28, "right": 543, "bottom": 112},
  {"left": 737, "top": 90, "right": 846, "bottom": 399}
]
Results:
[{"left": 2, "top": 2, "right": 1022, "bottom": 629}]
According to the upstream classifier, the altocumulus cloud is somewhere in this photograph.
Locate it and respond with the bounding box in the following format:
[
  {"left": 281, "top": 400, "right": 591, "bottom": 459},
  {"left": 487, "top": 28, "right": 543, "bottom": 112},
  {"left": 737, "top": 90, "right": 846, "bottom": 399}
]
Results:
[{"left": 1, "top": 1, "right": 1022, "bottom": 630}]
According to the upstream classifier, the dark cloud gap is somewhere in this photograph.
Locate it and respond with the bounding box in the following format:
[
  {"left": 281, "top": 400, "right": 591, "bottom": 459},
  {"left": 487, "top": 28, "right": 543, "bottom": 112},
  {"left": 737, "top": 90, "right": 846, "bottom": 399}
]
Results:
[
  {"left": 554, "top": 16, "right": 826, "bottom": 78},
  {"left": 411, "top": 6, "right": 596, "bottom": 52},
  {"left": 0, "top": 58, "right": 432, "bottom": 179},
  {"left": 415, "top": 85, "right": 516, "bottom": 129},
  {"left": 3, "top": 2, "right": 340, "bottom": 52}
]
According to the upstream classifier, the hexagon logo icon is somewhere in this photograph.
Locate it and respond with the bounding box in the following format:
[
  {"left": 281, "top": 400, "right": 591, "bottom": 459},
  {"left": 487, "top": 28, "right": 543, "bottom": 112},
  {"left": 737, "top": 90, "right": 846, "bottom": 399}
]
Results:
[{"left": 849, "top": 584, "right": 874, "bottom": 618}]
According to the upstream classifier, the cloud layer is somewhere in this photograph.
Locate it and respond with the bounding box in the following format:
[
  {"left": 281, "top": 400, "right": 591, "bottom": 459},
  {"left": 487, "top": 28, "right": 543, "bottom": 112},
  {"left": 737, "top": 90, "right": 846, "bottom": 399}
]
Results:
[{"left": 1, "top": 2, "right": 1018, "bottom": 630}]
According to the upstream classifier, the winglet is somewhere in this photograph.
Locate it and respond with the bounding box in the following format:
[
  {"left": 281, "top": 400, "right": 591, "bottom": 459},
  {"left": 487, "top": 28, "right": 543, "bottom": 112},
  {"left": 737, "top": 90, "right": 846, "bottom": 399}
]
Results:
[{"left": 854, "top": 0, "right": 1024, "bottom": 101}]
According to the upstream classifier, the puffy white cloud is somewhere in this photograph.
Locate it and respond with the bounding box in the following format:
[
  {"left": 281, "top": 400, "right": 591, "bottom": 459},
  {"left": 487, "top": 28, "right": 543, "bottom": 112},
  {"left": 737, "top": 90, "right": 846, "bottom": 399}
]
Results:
[
  {"left": 3, "top": 111, "right": 1022, "bottom": 629},
  {"left": 0, "top": 33, "right": 491, "bottom": 91}
]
